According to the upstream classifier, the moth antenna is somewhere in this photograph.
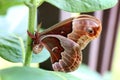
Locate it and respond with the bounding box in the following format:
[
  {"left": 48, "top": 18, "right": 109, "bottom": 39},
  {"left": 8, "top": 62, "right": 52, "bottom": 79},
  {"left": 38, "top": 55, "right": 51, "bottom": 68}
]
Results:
[{"left": 37, "top": 22, "right": 42, "bottom": 32}]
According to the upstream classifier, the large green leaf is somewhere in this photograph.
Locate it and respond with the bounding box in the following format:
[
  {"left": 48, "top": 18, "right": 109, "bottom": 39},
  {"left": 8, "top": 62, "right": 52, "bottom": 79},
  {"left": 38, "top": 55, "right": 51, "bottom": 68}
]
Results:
[
  {"left": 0, "top": 67, "right": 80, "bottom": 80},
  {"left": 0, "top": 0, "right": 25, "bottom": 15},
  {"left": 69, "top": 64, "right": 102, "bottom": 80},
  {"left": 102, "top": 72, "right": 111, "bottom": 80},
  {"left": 0, "top": 34, "right": 50, "bottom": 63},
  {"left": 0, "top": 0, "right": 118, "bottom": 15},
  {"left": 0, "top": 34, "right": 22, "bottom": 62},
  {"left": 45, "top": 0, "right": 118, "bottom": 12}
]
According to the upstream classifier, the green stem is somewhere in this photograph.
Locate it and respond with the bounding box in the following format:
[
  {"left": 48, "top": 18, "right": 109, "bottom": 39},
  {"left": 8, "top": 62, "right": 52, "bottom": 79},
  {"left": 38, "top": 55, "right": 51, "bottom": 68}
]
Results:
[{"left": 23, "top": 0, "right": 37, "bottom": 66}]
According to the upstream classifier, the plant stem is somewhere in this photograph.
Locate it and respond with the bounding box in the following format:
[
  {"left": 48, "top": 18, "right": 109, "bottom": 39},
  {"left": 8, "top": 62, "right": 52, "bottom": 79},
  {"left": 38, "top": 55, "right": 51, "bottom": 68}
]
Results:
[{"left": 23, "top": 0, "right": 37, "bottom": 66}]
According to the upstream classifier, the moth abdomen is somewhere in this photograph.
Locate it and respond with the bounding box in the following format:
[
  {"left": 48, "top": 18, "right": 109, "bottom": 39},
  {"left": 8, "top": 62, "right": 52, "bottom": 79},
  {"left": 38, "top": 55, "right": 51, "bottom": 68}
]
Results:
[{"left": 52, "top": 46, "right": 82, "bottom": 72}]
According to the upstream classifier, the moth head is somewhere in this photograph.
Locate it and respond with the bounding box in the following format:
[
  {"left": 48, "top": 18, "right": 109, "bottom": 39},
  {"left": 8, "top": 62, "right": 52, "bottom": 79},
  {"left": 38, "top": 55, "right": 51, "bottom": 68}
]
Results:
[
  {"left": 32, "top": 44, "right": 43, "bottom": 54},
  {"left": 27, "top": 31, "right": 43, "bottom": 54},
  {"left": 72, "top": 15, "right": 102, "bottom": 39}
]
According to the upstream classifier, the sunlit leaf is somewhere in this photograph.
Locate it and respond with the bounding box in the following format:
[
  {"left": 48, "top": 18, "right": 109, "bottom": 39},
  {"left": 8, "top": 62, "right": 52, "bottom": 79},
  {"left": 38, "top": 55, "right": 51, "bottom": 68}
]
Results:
[
  {"left": 0, "top": 67, "right": 80, "bottom": 80},
  {"left": 0, "top": 0, "right": 26, "bottom": 15},
  {"left": 103, "top": 72, "right": 111, "bottom": 80},
  {"left": 69, "top": 64, "right": 102, "bottom": 80},
  {"left": 0, "top": 34, "right": 50, "bottom": 63},
  {"left": 0, "top": 34, "right": 22, "bottom": 62},
  {"left": 45, "top": 0, "right": 118, "bottom": 12}
]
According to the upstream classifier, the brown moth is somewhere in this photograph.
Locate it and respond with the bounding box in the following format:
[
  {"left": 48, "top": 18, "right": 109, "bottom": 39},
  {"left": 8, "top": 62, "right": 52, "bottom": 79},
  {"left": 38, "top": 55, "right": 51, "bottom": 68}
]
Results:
[{"left": 28, "top": 15, "right": 102, "bottom": 72}]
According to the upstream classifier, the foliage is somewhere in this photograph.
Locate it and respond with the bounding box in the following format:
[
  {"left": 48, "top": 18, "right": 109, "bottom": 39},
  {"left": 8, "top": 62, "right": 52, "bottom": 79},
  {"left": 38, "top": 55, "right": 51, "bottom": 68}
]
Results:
[
  {"left": 45, "top": 0, "right": 118, "bottom": 12},
  {"left": 0, "top": 67, "right": 80, "bottom": 80},
  {"left": 0, "top": 0, "right": 118, "bottom": 15},
  {"left": 0, "top": 64, "right": 103, "bottom": 80},
  {"left": 0, "top": 0, "right": 118, "bottom": 80},
  {"left": 0, "top": 33, "right": 50, "bottom": 63},
  {"left": 70, "top": 64, "right": 102, "bottom": 80},
  {"left": 0, "top": 0, "right": 118, "bottom": 64},
  {"left": 0, "top": 0, "right": 25, "bottom": 15}
]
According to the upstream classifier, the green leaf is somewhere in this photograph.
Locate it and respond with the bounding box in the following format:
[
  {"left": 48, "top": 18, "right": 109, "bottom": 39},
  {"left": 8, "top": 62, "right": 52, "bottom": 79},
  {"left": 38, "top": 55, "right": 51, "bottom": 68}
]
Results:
[
  {"left": 0, "top": 0, "right": 25, "bottom": 15},
  {"left": 102, "top": 72, "right": 111, "bottom": 80},
  {"left": 69, "top": 64, "right": 102, "bottom": 80},
  {"left": 0, "top": 34, "right": 50, "bottom": 63},
  {"left": 0, "top": 34, "right": 22, "bottom": 62},
  {"left": 45, "top": 0, "right": 118, "bottom": 12},
  {"left": 0, "top": 67, "right": 80, "bottom": 80}
]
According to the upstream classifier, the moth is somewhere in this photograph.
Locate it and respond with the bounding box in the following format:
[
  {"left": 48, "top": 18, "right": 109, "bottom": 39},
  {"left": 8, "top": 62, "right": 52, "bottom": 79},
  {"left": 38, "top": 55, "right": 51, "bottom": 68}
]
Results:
[{"left": 28, "top": 15, "right": 102, "bottom": 72}]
